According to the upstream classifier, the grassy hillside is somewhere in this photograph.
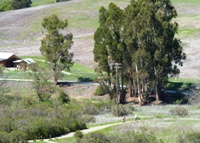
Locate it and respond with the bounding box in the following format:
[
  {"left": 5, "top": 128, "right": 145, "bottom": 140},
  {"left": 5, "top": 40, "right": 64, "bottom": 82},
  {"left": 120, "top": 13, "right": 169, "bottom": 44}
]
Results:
[{"left": 0, "top": 0, "right": 200, "bottom": 78}]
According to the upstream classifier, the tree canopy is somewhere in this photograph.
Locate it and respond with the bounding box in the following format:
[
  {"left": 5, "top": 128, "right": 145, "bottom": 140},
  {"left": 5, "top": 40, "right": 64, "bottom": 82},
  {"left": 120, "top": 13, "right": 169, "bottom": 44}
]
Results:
[
  {"left": 11, "top": 0, "right": 32, "bottom": 9},
  {"left": 40, "top": 14, "right": 73, "bottom": 84},
  {"left": 93, "top": 0, "right": 186, "bottom": 105}
]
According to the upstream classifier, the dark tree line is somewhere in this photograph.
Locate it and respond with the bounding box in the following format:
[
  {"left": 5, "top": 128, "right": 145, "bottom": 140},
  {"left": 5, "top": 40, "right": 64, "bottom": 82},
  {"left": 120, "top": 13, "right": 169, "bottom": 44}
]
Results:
[{"left": 93, "top": 0, "right": 186, "bottom": 105}]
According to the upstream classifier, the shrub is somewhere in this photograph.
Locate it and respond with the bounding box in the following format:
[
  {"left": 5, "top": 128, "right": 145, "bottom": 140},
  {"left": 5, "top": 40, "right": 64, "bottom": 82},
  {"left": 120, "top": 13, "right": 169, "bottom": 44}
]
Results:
[
  {"left": 11, "top": 0, "right": 32, "bottom": 10},
  {"left": 186, "top": 132, "right": 200, "bottom": 143},
  {"left": 0, "top": 131, "right": 9, "bottom": 143},
  {"left": 58, "top": 89, "right": 70, "bottom": 103},
  {"left": 74, "top": 130, "right": 84, "bottom": 139},
  {"left": 82, "top": 115, "right": 96, "bottom": 123},
  {"left": 111, "top": 104, "right": 129, "bottom": 116},
  {"left": 82, "top": 103, "right": 100, "bottom": 115},
  {"left": 177, "top": 132, "right": 200, "bottom": 143},
  {"left": 94, "top": 84, "right": 107, "bottom": 96},
  {"left": 0, "top": 1, "right": 12, "bottom": 12},
  {"left": 8, "top": 130, "right": 27, "bottom": 143},
  {"left": 169, "top": 106, "right": 188, "bottom": 117},
  {"left": 80, "top": 132, "right": 110, "bottom": 143},
  {"left": 109, "top": 131, "right": 163, "bottom": 143}
]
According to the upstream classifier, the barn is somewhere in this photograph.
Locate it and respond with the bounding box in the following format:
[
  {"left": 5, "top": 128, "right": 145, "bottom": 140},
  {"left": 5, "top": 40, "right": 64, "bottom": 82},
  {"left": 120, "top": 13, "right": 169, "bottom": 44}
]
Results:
[{"left": 0, "top": 52, "right": 20, "bottom": 67}]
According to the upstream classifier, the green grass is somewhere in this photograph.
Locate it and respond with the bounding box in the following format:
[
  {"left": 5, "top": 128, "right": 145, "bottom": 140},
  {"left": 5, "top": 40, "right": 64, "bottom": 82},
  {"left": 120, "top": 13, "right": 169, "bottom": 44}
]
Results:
[
  {"left": 63, "top": 63, "right": 97, "bottom": 81},
  {"left": 31, "top": 0, "right": 55, "bottom": 6},
  {"left": 171, "top": 0, "right": 200, "bottom": 4},
  {"left": 166, "top": 77, "right": 199, "bottom": 91}
]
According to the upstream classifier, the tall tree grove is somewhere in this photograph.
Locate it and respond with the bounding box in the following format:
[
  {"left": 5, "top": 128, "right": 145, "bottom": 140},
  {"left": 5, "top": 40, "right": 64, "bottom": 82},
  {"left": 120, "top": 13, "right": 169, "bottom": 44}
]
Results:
[
  {"left": 93, "top": 0, "right": 186, "bottom": 105},
  {"left": 40, "top": 14, "right": 73, "bottom": 84}
]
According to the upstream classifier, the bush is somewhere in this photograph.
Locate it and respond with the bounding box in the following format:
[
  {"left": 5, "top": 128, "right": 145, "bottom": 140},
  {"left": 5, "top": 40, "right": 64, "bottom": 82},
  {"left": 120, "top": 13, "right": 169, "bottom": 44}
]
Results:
[
  {"left": 177, "top": 132, "right": 200, "bottom": 143},
  {"left": 0, "top": 101, "right": 87, "bottom": 141},
  {"left": 11, "top": 0, "right": 32, "bottom": 9},
  {"left": 109, "top": 131, "right": 163, "bottom": 143},
  {"left": 186, "top": 132, "right": 200, "bottom": 143},
  {"left": 82, "top": 115, "right": 96, "bottom": 123},
  {"left": 169, "top": 106, "right": 188, "bottom": 117},
  {"left": 94, "top": 84, "right": 107, "bottom": 96},
  {"left": 82, "top": 103, "right": 100, "bottom": 115},
  {"left": 0, "top": 1, "right": 12, "bottom": 12},
  {"left": 74, "top": 130, "right": 84, "bottom": 139},
  {"left": 80, "top": 132, "right": 110, "bottom": 143},
  {"left": 58, "top": 88, "right": 70, "bottom": 103},
  {"left": 0, "top": 131, "right": 9, "bottom": 143},
  {"left": 111, "top": 104, "right": 129, "bottom": 116},
  {"left": 8, "top": 130, "right": 27, "bottom": 143}
]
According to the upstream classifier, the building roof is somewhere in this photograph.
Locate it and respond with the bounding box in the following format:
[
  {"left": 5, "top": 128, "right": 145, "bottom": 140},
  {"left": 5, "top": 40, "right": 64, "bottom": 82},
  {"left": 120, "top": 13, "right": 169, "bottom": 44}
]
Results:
[
  {"left": 0, "top": 52, "right": 16, "bottom": 61},
  {"left": 13, "top": 58, "right": 35, "bottom": 64}
]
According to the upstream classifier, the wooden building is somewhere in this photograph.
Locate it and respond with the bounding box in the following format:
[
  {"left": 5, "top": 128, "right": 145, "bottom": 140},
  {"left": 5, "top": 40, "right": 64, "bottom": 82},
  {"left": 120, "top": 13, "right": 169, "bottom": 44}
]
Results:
[
  {"left": 0, "top": 52, "right": 20, "bottom": 67},
  {"left": 13, "top": 58, "right": 35, "bottom": 70}
]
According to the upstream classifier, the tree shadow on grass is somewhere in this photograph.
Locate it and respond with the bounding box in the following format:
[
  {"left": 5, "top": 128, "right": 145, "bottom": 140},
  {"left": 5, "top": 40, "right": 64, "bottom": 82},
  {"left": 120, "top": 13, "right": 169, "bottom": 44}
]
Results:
[{"left": 78, "top": 77, "right": 93, "bottom": 82}]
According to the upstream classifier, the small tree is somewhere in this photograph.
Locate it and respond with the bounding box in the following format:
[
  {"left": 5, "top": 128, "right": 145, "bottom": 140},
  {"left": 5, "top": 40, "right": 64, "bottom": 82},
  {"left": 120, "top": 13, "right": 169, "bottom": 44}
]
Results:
[
  {"left": 40, "top": 14, "right": 73, "bottom": 84},
  {"left": 29, "top": 63, "right": 54, "bottom": 102},
  {"left": 11, "top": 0, "right": 32, "bottom": 9}
]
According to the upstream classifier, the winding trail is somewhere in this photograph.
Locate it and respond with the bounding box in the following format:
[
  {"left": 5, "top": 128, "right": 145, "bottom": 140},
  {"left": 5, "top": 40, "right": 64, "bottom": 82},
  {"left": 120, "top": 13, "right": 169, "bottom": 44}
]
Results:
[{"left": 28, "top": 121, "right": 133, "bottom": 143}]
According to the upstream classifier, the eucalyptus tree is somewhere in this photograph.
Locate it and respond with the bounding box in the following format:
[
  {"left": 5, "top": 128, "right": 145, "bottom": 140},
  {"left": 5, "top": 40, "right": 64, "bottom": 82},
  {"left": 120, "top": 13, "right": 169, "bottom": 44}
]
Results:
[
  {"left": 94, "top": 0, "right": 185, "bottom": 105},
  {"left": 94, "top": 3, "right": 127, "bottom": 103},
  {"left": 40, "top": 14, "right": 73, "bottom": 84}
]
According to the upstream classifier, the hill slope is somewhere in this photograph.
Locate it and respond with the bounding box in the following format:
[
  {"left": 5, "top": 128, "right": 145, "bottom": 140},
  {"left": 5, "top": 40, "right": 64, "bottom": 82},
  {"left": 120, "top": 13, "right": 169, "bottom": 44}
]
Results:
[{"left": 0, "top": 0, "right": 200, "bottom": 77}]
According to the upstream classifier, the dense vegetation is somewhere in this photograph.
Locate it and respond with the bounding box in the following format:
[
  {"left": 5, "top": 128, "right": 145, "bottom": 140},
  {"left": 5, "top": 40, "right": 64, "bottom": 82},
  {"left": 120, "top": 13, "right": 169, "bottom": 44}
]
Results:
[
  {"left": 1, "top": 0, "right": 200, "bottom": 142},
  {"left": 94, "top": 0, "right": 186, "bottom": 105}
]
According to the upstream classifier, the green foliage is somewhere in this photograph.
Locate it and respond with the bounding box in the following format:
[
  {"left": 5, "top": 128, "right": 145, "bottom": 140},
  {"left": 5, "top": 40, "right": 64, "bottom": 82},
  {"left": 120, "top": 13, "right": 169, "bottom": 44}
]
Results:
[
  {"left": 177, "top": 132, "right": 200, "bottom": 143},
  {"left": 173, "top": 92, "right": 188, "bottom": 104},
  {"left": 0, "top": 101, "right": 87, "bottom": 141},
  {"left": 109, "top": 131, "right": 163, "bottom": 143},
  {"left": 79, "top": 131, "right": 162, "bottom": 143},
  {"left": 82, "top": 103, "right": 100, "bottom": 115},
  {"left": 11, "top": 0, "right": 32, "bottom": 9},
  {"left": 111, "top": 104, "right": 129, "bottom": 116},
  {"left": 74, "top": 130, "right": 84, "bottom": 139},
  {"left": 185, "top": 132, "right": 200, "bottom": 143},
  {"left": 82, "top": 115, "right": 96, "bottom": 123},
  {"left": 29, "top": 63, "right": 54, "bottom": 102},
  {"left": 169, "top": 106, "right": 188, "bottom": 117},
  {"left": 40, "top": 14, "right": 73, "bottom": 84},
  {"left": 80, "top": 132, "right": 110, "bottom": 143},
  {"left": 58, "top": 88, "right": 70, "bottom": 103},
  {"left": 56, "top": 0, "right": 69, "bottom": 2},
  {"left": 94, "top": 0, "right": 185, "bottom": 105},
  {"left": 94, "top": 84, "right": 107, "bottom": 96},
  {"left": 0, "top": 1, "right": 12, "bottom": 12},
  {"left": 8, "top": 130, "right": 28, "bottom": 143}
]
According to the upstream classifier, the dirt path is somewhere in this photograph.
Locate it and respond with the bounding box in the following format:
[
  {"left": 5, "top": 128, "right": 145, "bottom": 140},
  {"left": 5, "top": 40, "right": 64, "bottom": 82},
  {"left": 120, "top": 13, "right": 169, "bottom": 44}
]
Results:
[{"left": 28, "top": 121, "right": 132, "bottom": 143}]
